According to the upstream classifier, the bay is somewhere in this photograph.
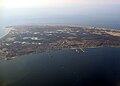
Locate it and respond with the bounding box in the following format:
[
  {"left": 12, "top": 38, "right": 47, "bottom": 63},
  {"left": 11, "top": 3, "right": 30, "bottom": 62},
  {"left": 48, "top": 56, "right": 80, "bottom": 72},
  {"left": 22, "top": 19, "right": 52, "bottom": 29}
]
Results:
[{"left": 0, "top": 47, "right": 119, "bottom": 86}]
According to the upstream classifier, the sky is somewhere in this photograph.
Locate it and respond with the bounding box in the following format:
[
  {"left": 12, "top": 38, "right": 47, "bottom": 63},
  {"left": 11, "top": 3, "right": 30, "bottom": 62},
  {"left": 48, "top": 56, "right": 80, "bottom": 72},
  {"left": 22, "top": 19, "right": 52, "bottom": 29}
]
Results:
[
  {"left": 0, "top": 0, "right": 120, "bottom": 9},
  {"left": 0, "top": 0, "right": 120, "bottom": 29},
  {"left": 0, "top": 0, "right": 119, "bottom": 16}
]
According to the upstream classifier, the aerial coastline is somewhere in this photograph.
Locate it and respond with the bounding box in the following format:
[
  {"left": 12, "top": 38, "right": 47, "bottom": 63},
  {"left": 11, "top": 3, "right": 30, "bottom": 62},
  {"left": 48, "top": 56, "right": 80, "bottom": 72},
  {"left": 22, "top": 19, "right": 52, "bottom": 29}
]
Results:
[{"left": 0, "top": 24, "right": 120, "bottom": 60}]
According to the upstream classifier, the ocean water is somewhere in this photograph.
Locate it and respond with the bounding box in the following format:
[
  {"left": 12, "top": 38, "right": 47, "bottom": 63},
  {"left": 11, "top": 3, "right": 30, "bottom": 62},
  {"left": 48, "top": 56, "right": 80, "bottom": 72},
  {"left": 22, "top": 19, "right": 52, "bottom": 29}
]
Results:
[
  {"left": 0, "top": 48, "right": 119, "bottom": 86},
  {"left": 0, "top": 14, "right": 120, "bottom": 38},
  {"left": 1, "top": 15, "right": 120, "bottom": 29}
]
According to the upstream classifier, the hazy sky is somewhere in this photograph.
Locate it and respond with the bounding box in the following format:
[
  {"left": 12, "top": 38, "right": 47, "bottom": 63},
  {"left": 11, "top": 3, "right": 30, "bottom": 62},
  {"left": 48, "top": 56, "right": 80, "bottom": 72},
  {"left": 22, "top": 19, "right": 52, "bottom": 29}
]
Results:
[
  {"left": 0, "top": 0, "right": 120, "bottom": 28},
  {"left": 0, "top": 0, "right": 120, "bottom": 9},
  {"left": 0, "top": 0, "right": 120, "bottom": 20}
]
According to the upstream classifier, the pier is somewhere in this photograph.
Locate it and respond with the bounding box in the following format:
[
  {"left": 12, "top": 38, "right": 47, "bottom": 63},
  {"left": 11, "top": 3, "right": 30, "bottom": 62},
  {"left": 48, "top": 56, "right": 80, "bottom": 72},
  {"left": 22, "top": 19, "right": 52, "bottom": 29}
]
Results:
[{"left": 70, "top": 47, "right": 85, "bottom": 53}]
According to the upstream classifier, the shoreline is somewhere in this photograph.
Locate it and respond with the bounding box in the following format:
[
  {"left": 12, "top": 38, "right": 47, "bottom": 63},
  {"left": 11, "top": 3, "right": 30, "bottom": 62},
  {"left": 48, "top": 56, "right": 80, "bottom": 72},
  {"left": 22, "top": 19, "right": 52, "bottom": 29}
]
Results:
[
  {"left": 13, "top": 46, "right": 120, "bottom": 59},
  {"left": 0, "top": 27, "right": 13, "bottom": 39},
  {"left": 4, "top": 46, "right": 120, "bottom": 59},
  {"left": 0, "top": 24, "right": 120, "bottom": 60}
]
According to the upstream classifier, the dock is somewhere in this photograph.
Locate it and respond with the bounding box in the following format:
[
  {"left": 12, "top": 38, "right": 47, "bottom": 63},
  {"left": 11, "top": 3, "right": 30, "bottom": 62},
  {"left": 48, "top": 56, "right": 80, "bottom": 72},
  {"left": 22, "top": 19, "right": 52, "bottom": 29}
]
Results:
[{"left": 70, "top": 47, "right": 85, "bottom": 53}]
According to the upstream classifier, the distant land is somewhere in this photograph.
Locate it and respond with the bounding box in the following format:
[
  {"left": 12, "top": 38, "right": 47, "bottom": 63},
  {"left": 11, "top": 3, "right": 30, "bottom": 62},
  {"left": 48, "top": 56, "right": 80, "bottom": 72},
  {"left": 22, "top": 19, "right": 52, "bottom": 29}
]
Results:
[{"left": 0, "top": 24, "right": 120, "bottom": 60}]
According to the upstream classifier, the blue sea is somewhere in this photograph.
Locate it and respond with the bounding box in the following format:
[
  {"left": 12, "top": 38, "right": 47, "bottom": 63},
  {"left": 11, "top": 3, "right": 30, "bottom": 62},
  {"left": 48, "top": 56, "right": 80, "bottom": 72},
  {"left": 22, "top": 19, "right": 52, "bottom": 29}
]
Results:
[
  {"left": 0, "top": 48, "right": 119, "bottom": 86},
  {"left": 0, "top": 8, "right": 120, "bottom": 86}
]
